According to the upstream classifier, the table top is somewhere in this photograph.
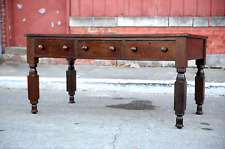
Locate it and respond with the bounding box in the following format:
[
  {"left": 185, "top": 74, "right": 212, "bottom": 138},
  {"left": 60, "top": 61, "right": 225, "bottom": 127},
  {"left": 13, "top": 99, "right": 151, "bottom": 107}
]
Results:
[{"left": 25, "top": 33, "right": 208, "bottom": 39}]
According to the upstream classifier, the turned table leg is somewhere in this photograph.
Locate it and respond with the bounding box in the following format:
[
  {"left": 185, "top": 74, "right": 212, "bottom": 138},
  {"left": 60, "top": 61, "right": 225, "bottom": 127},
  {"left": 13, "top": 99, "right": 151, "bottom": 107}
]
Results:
[
  {"left": 66, "top": 59, "right": 76, "bottom": 103},
  {"left": 195, "top": 60, "right": 205, "bottom": 115},
  {"left": 28, "top": 63, "right": 39, "bottom": 114},
  {"left": 174, "top": 68, "right": 187, "bottom": 128}
]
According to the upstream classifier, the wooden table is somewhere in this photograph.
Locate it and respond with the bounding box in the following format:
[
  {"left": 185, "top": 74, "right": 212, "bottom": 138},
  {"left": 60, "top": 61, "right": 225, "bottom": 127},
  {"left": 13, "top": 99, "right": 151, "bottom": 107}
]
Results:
[{"left": 25, "top": 33, "right": 207, "bottom": 128}]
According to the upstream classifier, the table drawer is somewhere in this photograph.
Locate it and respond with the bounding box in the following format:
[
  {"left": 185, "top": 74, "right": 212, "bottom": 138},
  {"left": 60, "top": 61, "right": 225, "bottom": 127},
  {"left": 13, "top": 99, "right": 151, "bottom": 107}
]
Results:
[
  {"left": 77, "top": 40, "right": 122, "bottom": 58},
  {"left": 125, "top": 40, "right": 176, "bottom": 59},
  {"left": 34, "top": 39, "right": 74, "bottom": 57}
]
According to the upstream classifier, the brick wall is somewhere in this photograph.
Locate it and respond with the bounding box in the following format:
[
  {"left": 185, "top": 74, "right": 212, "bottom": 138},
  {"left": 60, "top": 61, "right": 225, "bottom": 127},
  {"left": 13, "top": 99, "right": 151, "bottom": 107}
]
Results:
[
  {"left": 0, "top": 0, "right": 6, "bottom": 53},
  {"left": 70, "top": 26, "right": 225, "bottom": 54},
  {"left": 71, "top": 0, "right": 225, "bottom": 17},
  {"left": 1, "top": 0, "right": 225, "bottom": 54},
  {"left": 1, "top": 0, "right": 225, "bottom": 66}
]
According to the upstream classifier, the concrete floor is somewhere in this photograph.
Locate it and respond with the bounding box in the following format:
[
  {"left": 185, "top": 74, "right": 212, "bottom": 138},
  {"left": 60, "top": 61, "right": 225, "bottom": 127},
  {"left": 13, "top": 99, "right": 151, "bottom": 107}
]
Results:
[{"left": 0, "top": 88, "right": 224, "bottom": 149}]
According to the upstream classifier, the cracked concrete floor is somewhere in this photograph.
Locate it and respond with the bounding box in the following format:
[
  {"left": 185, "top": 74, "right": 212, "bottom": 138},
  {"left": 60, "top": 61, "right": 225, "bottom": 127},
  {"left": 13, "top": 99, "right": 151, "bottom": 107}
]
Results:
[{"left": 0, "top": 88, "right": 225, "bottom": 149}]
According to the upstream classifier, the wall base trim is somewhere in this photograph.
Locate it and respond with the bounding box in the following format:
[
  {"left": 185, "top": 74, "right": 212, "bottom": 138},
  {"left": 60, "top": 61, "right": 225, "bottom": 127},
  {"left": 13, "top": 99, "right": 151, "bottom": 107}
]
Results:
[{"left": 70, "top": 16, "right": 225, "bottom": 27}]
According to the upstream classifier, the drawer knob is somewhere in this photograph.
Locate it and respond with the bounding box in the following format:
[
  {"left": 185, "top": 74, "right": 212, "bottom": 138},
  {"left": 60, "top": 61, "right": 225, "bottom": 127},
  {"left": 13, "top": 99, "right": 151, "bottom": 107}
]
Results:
[
  {"left": 131, "top": 47, "right": 137, "bottom": 52},
  {"left": 161, "top": 47, "right": 168, "bottom": 52},
  {"left": 63, "top": 45, "right": 68, "bottom": 50},
  {"left": 109, "top": 46, "right": 115, "bottom": 52},
  {"left": 82, "top": 46, "right": 88, "bottom": 51},
  {"left": 38, "top": 45, "right": 44, "bottom": 50}
]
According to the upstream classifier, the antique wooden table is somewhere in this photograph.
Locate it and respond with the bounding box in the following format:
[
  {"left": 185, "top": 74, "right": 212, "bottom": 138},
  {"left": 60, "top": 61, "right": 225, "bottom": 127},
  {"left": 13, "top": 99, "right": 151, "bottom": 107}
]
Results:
[{"left": 25, "top": 33, "right": 207, "bottom": 128}]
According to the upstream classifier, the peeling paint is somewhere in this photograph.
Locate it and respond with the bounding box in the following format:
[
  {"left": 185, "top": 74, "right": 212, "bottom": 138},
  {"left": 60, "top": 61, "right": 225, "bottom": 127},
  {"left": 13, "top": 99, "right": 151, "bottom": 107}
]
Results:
[
  {"left": 17, "top": 4, "right": 22, "bottom": 9},
  {"left": 51, "top": 22, "right": 54, "bottom": 28},
  {"left": 57, "top": 21, "right": 61, "bottom": 25},
  {"left": 87, "top": 27, "right": 98, "bottom": 33},
  {"left": 56, "top": 11, "right": 59, "bottom": 14},
  {"left": 22, "top": 18, "right": 26, "bottom": 22},
  {"left": 99, "top": 28, "right": 104, "bottom": 33},
  {"left": 39, "top": 8, "right": 46, "bottom": 14}
]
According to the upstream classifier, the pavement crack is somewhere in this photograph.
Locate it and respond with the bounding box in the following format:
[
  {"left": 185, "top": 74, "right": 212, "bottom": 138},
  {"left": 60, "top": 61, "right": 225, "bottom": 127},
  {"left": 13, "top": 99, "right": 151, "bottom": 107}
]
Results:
[
  {"left": 111, "top": 123, "right": 123, "bottom": 149},
  {"left": 112, "top": 133, "right": 118, "bottom": 149}
]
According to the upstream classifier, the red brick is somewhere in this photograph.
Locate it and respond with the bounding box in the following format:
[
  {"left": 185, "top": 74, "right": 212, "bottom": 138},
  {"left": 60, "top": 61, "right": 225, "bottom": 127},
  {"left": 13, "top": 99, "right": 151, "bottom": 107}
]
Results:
[
  {"left": 110, "top": 27, "right": 124, "bottom": 31},
  {"left": 219, "top": 27, "right": 225, "bottom": 31},
  {"left": 192, "top": 27, "right": 218, "bottom": 32},
  {"left": 206, "top": 47, "right": 215, "bottom": 54},
  {"left": 208, "top": 35, "right": 220, "bottom": 40},
  {"left": 116, "top": 31, "right": 132, "bottom": 34},
  {"left": 213, "top": 30, "right": 225, "bottom": 36},
  {"left": 207, "top": 40, "right": 214, "bottom": 45},
  {"left": 1, "top": 27, "right": 6, "bottom": 31},
  {"left": 68, "top": 26, "right": 225, "bottom": 54},
  {"left": 1, "top": 36, "right": 6, "bottom": 40},
  {"left": 70, "top": 27, "right": 85, "bottom": 34},
  {"left": 198, "top": 31, "right": 213, "bottom": 36},
  {"left": 214, "top": 39, "right": 225, "bottom": 46},
  {"left": 122, "top": 27, "right": 138, "bottom": 31},
  {"left": 213, "top": 46, "right": 225, "bottom": 53},
  {"left": 164, "top": 27, "right": 178, "bottom": 32},
  {"left": 151, "top": 27, "right": 165, "bottom": 31},
  {"left": 177, "top": 27, "right": 192, "bottom": 32},
  {"left": 209, "top": 27, "right": 221, "bottom": 31},
  {"left": 1, "top": 15, "right": 5, "bottom": 19}
]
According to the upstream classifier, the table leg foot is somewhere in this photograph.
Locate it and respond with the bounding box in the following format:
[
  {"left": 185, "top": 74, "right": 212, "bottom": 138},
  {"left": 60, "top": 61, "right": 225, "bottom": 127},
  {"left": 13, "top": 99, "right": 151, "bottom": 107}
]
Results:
[
  {"left": 31, "top": 104, "right": 38, "bottom": 114},
  {"left": 69, "top": 96, "right": 75, "bottom": 103},
  {"left": 175, "top": 115, "right": 184, "bottom": 129},
  {"left": 196, "top": 104, "right": 203, "bottom": 115}
]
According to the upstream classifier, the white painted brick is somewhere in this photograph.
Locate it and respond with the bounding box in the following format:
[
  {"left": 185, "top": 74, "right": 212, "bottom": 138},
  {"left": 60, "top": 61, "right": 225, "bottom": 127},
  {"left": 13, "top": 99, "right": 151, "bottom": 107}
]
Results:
[
  {"left": 118, "top": 17, "right": 168, "bottom": 27},
  {"left": 169, "top": 17, "right": 193, "bottom": 27},
  {"left": 193, "top": 17, "right": 208, "bottom": 27},
  {"left": 209, "top": 17, "right": 225, "bottom": 27}
]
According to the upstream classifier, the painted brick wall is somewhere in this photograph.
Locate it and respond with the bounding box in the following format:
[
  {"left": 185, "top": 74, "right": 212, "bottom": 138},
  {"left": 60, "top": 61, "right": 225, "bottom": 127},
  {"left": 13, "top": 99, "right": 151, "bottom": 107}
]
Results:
[
  {"left": 4, "top": 0, "right": 69, "bottom": 47},
  {"left": 71, "top": 0, "right": 225, "bottom": 17},
  {"left": 0, "top": 0, "right": 6, "bottom": 53},
  {"left": 1, "top": 0, "right": 225, "bottom": 55},
  {"left": 70, "top": 26, "right": 225, "bottom": 54}
]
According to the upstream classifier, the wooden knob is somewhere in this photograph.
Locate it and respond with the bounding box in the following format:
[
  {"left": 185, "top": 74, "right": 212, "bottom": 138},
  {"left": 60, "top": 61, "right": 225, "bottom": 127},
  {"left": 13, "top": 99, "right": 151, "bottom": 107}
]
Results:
[
  {"left": 38, "top": 45, "right": 43, "bottom": 50},
  {"left": 161, "top": 47, "right": 168, "bottom": 52},
  {"left": 131, "top": 47, "right": 137, "bottom": 52},
  {"left": 109, "top": 46, "right": 115, "bottom": 52},
  {"left": 82, "top": 46, "right": 88, "bottom": 51},
  {"left": 63, "top": 45, "right": 68, "bottom": 50}
]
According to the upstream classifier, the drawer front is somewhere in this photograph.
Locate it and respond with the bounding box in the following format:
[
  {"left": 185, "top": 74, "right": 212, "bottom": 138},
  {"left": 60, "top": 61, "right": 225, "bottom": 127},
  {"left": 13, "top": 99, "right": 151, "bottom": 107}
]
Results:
[
  {"left": 34, "top": 39, "right": 74, "bottom": 57},
  {"left": 77, "top": 40, "right": 122, "bottom": 58},
  {"left": 125, "top": 40, "right": 176, "bottom": 59}
]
